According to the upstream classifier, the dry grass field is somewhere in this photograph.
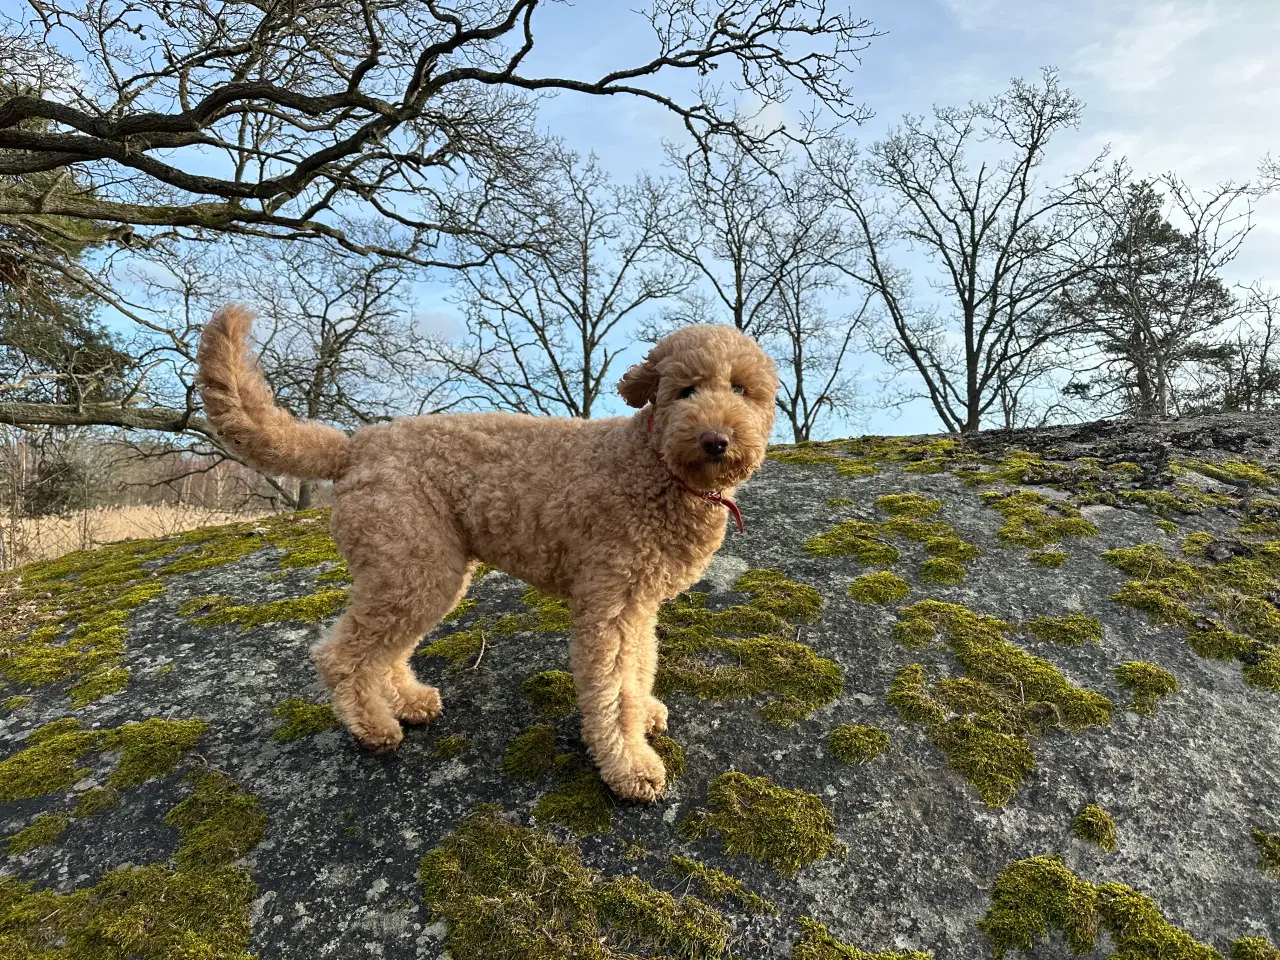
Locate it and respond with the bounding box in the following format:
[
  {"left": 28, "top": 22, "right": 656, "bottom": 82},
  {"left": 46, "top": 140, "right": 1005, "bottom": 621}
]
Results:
[{"left": 0, "top": 504, "right": 271, "bottom": 571}]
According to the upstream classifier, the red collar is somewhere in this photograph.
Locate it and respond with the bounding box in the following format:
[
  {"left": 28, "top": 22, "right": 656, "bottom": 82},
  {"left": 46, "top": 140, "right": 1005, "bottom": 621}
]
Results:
[{"left": 649, "top": 414, "right": 744, "bottom": 534}]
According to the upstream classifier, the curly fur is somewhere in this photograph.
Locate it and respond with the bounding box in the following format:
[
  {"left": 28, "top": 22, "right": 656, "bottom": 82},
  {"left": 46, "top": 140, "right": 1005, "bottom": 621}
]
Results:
[{"left": 196, "top": 303, "right": 778, "bottom": 802}]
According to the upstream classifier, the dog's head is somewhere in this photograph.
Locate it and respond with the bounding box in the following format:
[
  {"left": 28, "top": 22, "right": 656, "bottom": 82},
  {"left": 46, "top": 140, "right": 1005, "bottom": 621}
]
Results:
[{"left": 618, "top": 324, "right": 777, "bottom": 490}]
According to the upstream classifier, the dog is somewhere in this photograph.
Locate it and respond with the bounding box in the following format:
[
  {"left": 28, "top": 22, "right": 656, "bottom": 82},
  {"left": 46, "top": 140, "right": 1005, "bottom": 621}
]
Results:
[{"left": 195, "top": 305, "right": 778, "bottom": 801}]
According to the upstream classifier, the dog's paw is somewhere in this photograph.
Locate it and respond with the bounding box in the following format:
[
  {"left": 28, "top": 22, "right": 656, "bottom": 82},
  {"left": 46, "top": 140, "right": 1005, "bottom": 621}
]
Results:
[
  {"left": 349, "top": 718, "right": 404, "bottom": 755},
  {"left": 644, "top": 697, "right": 668, "bottom": 735},
  {"left": 601, "top": 744, "right": 667, "bottom": 803},
  {"left": 396, "top": 685, "right": 443, "bottom": 725}
]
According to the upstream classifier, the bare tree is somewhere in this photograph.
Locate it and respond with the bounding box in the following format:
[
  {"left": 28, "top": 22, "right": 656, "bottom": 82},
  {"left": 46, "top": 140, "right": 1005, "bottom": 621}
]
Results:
[
  {"left": 0, "top": 1, "right": 876, "bottom": 259},
  {"left": 238, "top": 240, "right": 458, "bottom": 505},
  {"left": 764, "top": 167, "right": 867, "bottom": 441},
  {"left": 657, "top": 138, "right": 795, "bottom": 338},
  {"left": 428, "top": 147, "right": 689, "bottom": 417},
  {"left": 1182, "top": 283, "right": 1280, "bottom": 416},
  {"left": 1057, "top": 174, "right": 1260, "bottom": 417},
  {"left": 819, "top": 69, "right": 1108, "bottom": 433},
  {"left": 659, "top": 137, "right": 867, "bottom": 439}
]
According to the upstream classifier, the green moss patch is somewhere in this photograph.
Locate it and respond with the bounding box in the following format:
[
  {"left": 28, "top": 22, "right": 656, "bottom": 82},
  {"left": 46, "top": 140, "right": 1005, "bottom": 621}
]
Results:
[
  {"left": 876, "top": 494, "right": 941, "bottom": 518},
  {"left": 441, "top": 596, "right": 478, "bottom": 624},
  {"left": 924, "top": 536, "right": 980, "bottom": 561},
  {"left": 523, "top": 670, "right": 577, "bottom": 718},
  {"left": 108, "top": 717, "right": 209, "bottom": 789},
  {"left": 1074, "top": 804, "right": 1117, "bottom": 852},
  {"left": 829, "top": 724, "right": 890, "bottom": 764},
  {"left": 521, "top": 587, "right": 573, "bottom": 632},
  {"left": 1025, "top": 615, "right": 1102, "bottom": 647},
  {"left": 980, "top": 854, "right": 1220, "bottom": 960},
  {"left": 6, "top": 812, "right": 70, "bottom": 856},
  {"left": 0, "top": 719, "right": 100, "bottom": 802},
  {"left": 1254, "top": 828, "right": 1280, "bottom": 877},
  {"left": 793, "top": 916, "right": 932, "bottom": 960},
  {"left": 502, "top": 723, "right": 559, "bottom": 780},
  {"left": 981, "top": 490, "right": 1099, "bottom": 549},
  {"left": 652, "top": 735, "right": 687, "bottom": 781},
  {"left": 1029, "top": 550, "right": 1068, "bottom": 568},
  {"left": 1232, "top": 940, "right": 1280, "bottom": 960},
  {"left": 682, "top": 772, "right": 837, "bottom": 878},
  {"left": 0, "top": 715, "right": 205, "bottom": 802},
  {"left": 0, "top": 510, "right": 361, "bottom": 710},
  {"left": 806, "top": 498, "right": 979, "bottom": 584},
  {"left": 805, "top": 521, "right": 900, "bottom": 565},
  {"left": 534, "top": 772, "right": 613, "bottom": 836},
  {"left": 1105, "top": 541, "right": 1280, "bottom": 693},
  {"left": 418, "top": 626, "right": 487, "bottom": 670},
  {"left": 432, "top": 734, "right": 469, "bottom": 760},
  {"left": 888, "top": 601, "right": 1111, "bottom": 806},
  {"left": 849, "top": 572, "right": 910, "bottom": 604},
  {"left": 656, "top": 572, "right": 841, "bottom": 727},
  {"left": 1113, "top": 661, "right": 1178, "bottom": 716},
  {"left": 271, "top": 697, "right": 339, "bottom": 740},
  {"left": 668, "top": 855, "right": 776, "bottom": 915},
  {"left": 1183, "top": 458, "right": 1275, "bottom": 488},
  {"left": 68, "top": 664, "right": 130, "bottom": 707},
  {"left": 0, "top": 766, "right": 265, "bottom": 960},
  {"left": 184, "top": 588, "right": 348, "bottom": 630},
  {"left": 736, "top": 569, "right": 824, "bottom": 620},
  {"left": 419, "top": 805, "right": 730, "bottom": 959},
  {"left": 920, "top": 557, "right": 966, "bottom": 585},
  {"left": 500, "top": 725, "right": 616, "bottom": 836},
  {"left": 166, "top": 770, "right": 267, "bottom": 871},
  {"left": 73, "top": 786, "right": 120, "bottom": 819}
]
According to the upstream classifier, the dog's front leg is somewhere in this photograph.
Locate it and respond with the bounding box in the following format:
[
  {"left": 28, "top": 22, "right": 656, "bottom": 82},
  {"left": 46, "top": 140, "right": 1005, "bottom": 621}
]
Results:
[{"left": 570, "top": 593, "right": 666, "bottom": 802}]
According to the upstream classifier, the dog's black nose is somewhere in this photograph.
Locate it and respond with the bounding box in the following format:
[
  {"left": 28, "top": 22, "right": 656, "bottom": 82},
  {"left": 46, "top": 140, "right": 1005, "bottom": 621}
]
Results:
[{"left": 700, "top": 431, "right": 729, "bottom": 457}]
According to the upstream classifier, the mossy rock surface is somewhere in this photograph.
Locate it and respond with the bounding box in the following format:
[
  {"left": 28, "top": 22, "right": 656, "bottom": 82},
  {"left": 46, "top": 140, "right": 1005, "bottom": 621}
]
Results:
[{"left": 2, "top": 414, "right": 1279, "bottom": 958}]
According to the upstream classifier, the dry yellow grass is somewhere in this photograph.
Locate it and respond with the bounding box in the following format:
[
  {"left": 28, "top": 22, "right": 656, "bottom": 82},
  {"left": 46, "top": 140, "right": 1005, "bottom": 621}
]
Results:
[{"left": 0, "top": 504, "right": 271, "bottom": 571}]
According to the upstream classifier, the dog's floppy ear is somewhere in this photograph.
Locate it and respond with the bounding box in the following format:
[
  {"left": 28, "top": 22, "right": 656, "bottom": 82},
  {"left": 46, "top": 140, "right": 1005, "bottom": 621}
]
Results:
[{"left": 618, "top": 358, "right": 660, "bottom": 408}]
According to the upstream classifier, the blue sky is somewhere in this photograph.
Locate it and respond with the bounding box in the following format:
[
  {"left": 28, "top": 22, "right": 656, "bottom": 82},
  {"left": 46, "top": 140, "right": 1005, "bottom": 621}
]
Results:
[{"left": 410, "top": 0, "right": 1279, "bottom": 436}]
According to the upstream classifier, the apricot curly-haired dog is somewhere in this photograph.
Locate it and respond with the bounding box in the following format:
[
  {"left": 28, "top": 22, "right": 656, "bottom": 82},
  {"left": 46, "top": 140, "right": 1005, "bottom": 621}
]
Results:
[{"left": 196, "top": 304, "right": 778, "bottom": 801}]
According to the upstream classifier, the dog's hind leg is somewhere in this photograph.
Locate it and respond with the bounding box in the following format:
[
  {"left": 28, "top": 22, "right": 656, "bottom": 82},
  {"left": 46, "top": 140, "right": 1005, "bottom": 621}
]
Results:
[
  {"left": 571, "top": 589, "right": 667, "bottom": 802},
  {"left": 386, "top": 562, "right": 473, "bottom": 724},
  {"left": 313, "top": 500, "right": 468, "bottom": 752}
]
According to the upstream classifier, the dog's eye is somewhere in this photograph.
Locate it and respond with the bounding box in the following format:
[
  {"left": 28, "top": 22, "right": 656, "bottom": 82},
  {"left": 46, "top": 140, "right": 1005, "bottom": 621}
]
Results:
[
  {"left": 732, "top": 383, "right": 747, "bottom": 396},
  {"left": 679, "top": 385, "right": 697, "bottom": 399}
]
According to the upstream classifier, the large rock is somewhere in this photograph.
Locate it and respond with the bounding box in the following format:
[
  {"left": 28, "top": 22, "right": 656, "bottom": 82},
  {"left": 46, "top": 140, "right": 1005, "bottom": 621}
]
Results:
[{"left": 2, "top": 414, "right": 1278, "bottom": 960}]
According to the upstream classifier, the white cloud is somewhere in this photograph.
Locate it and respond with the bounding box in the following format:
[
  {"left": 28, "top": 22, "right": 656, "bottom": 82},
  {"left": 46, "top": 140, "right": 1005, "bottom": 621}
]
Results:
[{"left": 1075, "top": 2, "right": 1217, "bottom": 94}]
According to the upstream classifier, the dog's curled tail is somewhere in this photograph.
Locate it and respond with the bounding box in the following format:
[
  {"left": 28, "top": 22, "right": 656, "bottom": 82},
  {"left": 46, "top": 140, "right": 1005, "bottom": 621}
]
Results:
[{"left": 196, "top": 304, "right": 350, "bottom": 480}]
